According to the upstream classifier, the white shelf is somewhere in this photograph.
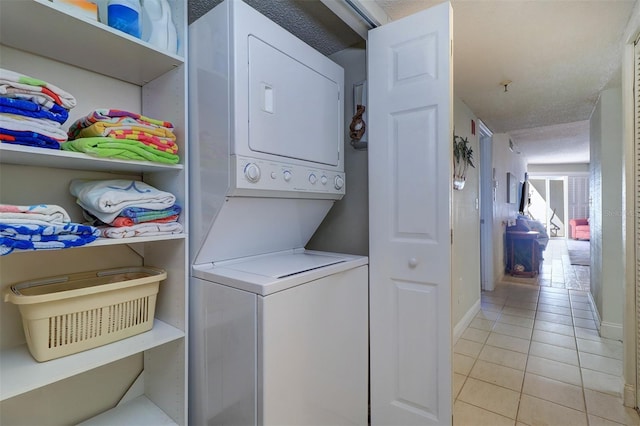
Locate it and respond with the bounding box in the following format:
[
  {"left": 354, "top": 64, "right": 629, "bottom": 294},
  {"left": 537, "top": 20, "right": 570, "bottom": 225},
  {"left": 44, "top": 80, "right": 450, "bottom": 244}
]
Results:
[
  {"left": 78, "top": 395, "right": 177, "bottom": 426},
  {"left": 0, "top": 319, "right": 184, "bottom": 401},
  {"left": 88, "top": 234, "right": 186, "bottom": 247},
  {"left": 0, "top": 0, "right": 183, "bottom": 86},
  {"left": 0, "top": 144, "right": 183, "bottom": 173}
]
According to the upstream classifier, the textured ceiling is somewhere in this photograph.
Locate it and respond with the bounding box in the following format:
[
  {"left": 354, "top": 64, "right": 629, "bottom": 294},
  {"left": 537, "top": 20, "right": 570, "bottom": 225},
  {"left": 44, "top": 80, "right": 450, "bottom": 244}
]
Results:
[
  {"left": 375, "top": 0, "right": 636, "bottom": 164},
  {"left": 187, "top": 0, "right": 636, "bottom": 165},
  {"left": 509, "top": 121, "right": 590, "bottom": 165},
  {"left": 188, "top": 0, "right": 362, "bottom": 56}
]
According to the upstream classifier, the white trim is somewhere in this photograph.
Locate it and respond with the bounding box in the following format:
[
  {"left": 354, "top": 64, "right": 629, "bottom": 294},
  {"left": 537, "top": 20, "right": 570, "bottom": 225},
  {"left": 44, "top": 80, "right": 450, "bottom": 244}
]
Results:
[
  {"left": 585, "top": 292, "right": 623, "bottom": 343},
  {"left": 453, "top": 299, "right": 481, "bottom": 344},
  {"left": 624, "top": 383, "right": 636, "bottom": 408},
  {"left": 479, "top": 120, "right": 494, "bottom": 290},
  {"left": 321, "top": 0, "right": 390, "bottom": 40},
  {"left": 588, "top": 291, "right": 602, "bottom": 333},
  {"left": 345, "top": 0, "right": 390, "bottom": 26},
  {"left": 601, "top": 321, "right": 624, "bottom": 341},
  {"left": 319, "top": 0, "right": 370, "bottom": 39}
]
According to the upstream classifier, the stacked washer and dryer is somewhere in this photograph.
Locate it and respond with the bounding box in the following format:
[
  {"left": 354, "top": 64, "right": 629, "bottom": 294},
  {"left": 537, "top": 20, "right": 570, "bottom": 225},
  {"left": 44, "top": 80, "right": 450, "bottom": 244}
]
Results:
[{"left": 188, "top": 1, "right": 368, "bottom": 425}]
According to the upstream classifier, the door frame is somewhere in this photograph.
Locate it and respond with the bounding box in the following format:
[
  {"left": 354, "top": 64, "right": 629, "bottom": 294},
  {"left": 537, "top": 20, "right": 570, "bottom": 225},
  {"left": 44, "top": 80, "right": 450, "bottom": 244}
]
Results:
[
  {"left": 479, "top": 120, "right": 494, "bottom": 291},
  {"left": 621, "top": 3, "right": 639, "bottom": 410}
]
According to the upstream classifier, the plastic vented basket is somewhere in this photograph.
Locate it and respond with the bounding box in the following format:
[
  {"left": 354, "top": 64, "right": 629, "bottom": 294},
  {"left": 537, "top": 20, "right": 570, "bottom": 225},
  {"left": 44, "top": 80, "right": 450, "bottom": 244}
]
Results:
[{"left": 4, "top": 267, "right": 166, "bottom": 362}]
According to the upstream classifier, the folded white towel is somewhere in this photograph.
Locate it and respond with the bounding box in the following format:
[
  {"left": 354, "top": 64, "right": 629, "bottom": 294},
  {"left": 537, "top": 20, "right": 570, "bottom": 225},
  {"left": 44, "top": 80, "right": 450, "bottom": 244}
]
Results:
[
  {"left": 70, "top": 179, "right": 176, "bottom": 224},
  {"left": 0, "top": 204, "right": 71, "bottom": 224},
  {"left": 100, "top": 221, "right": 183, "bottom": 238}
]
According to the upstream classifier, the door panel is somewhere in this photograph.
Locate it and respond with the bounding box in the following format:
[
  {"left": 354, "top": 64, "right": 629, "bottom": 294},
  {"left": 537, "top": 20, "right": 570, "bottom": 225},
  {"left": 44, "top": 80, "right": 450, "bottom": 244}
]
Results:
[{"left": 369, "top": 2, "right": 453, "bottom": 425}]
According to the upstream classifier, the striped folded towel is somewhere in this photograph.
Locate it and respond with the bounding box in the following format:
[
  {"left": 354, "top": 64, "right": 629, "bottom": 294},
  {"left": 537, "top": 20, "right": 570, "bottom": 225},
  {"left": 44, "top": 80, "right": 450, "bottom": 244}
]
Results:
[{"left": 0, "top": 68, "right": 76, "bottom": 110}]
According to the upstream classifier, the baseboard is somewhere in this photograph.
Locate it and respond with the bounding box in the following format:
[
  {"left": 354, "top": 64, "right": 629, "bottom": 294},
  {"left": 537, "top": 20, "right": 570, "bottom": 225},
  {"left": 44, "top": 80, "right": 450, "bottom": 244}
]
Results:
[
  {"left": 600, "top": 321, "right": 623, "bottom": 341},
  {"left": 587, "top": 292, "right": 602, "bottom": 333},
  {"left": 624, "top": 383, "right": 636, "bottom": 408},
  {"left": 586, "top": 293, "right": 623, "bottom": 340},
  {"left": 454, "top": 299, "right": 481, "bottom": 344}
]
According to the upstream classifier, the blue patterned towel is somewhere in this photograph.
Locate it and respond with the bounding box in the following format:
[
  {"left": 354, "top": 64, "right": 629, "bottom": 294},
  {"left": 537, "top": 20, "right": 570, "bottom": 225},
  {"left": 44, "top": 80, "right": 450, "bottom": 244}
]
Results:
[
  {"left": 0, "top": 97, "right": 69, "bottom": 124},
  {"left": 0, "top": 222, "right": 100, "bottom": 255},
  {"left": 0, "top": 127, "right": 61, "bottom": 149},
  {"left": 119, "top": 205, "right": 182, "bottom": 222}
]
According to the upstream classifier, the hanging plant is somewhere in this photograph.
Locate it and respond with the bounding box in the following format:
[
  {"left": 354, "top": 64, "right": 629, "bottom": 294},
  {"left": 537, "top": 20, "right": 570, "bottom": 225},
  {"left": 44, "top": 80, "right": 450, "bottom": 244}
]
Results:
[{"left": 453, "top": 134, "right": 475, "bottom": 190}]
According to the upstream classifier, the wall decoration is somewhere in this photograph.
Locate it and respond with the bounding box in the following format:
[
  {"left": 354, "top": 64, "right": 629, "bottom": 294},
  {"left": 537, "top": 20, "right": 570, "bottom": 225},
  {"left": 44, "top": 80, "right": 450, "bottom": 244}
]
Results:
[
  {"left": 350, "top": 80, "right": 367, "bottom": 150},
  {"left": 453, "top": 133, "right": 475, "bottom": 190},
  {"left": 507, "top": 172, "right": 518, "bottom": 203}
]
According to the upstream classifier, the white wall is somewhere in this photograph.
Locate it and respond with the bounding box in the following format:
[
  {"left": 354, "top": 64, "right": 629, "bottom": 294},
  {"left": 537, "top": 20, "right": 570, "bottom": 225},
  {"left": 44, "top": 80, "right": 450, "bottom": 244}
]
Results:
[
  {"left": 307, "top": 47, "right": 369, "bottom": 255},
  {"left": 452, "top": 98, "right": 481, "bottom": 329},
  {"left": 492, "top": 134, "right": 528, "bottom": 283},
  {"left": 589, "top": 85, "right": 624, "bottom": 339}
]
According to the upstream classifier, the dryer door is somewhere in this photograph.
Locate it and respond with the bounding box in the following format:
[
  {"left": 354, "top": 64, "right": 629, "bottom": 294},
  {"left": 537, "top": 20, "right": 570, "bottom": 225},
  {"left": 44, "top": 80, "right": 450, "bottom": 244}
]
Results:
[{"left": 248, "top": 35, "right": 341, "bottom": 167}]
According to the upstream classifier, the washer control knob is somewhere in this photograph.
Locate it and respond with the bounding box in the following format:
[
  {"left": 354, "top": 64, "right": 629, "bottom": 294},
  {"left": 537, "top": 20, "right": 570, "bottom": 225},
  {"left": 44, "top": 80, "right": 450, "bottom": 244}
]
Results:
[
  {"left": 321, "top": 175, "right": 328, "bottom": 185},
  {"left": 334, "top": 175, "right": 344, "bottom": 190},
  {"left": 244, "top": 163, "right": 260, "bottom": 183},
  {"left": 270, "top": 172, "right": 277, "bottom": 179},
  {"left": 309, "top": 173, "right": 317, "bottom": 184},
  {"left": 283, "top": 170, "right": 292, "bottom": 182}
]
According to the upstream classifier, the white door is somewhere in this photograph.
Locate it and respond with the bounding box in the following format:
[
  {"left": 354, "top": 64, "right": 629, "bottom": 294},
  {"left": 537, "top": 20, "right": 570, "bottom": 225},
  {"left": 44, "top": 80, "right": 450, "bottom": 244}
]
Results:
[{"left": 368, "top": 2, "right": 453, "bottom": 425}]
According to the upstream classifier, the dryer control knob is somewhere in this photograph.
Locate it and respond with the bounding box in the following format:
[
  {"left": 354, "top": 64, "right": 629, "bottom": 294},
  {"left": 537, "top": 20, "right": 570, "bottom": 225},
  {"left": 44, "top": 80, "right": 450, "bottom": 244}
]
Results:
[
  {"left": 283, "top": 170, "right": 292, "bottom": 182},
  {"left": 309, "top": 173, "right": 317, "bottom": 184},
  {"left": 321, "top": 175, "right": 328, "bottom": 185},
  {"left": 244, "top": 163, "right": 260, "bottom": 183},
  {"left": 334, "top": 175, "right": 344, "bottom": 190}
]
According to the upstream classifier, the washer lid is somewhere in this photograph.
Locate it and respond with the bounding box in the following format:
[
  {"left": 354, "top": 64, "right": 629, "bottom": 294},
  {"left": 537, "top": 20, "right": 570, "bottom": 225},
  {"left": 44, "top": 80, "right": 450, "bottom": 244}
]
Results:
[
  {"left": 192, "top": 250, "right": 368, "bottom": 296},
  {"left": 221, "top": 251, "right": 345, "bottom": 279}
]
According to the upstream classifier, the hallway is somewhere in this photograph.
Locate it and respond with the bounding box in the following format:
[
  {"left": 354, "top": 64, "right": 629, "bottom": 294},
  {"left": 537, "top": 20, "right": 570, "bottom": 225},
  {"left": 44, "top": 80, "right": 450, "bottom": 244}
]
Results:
[{"left": 453, "top": 239, "right": 640, "bottom": 425}]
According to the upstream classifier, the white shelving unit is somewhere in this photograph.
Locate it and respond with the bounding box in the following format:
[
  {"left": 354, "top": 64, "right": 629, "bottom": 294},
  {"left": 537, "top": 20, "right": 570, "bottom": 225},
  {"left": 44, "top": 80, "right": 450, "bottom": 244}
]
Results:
[{"left": 0, "top": 1, "right": 188, "bottom": 425}]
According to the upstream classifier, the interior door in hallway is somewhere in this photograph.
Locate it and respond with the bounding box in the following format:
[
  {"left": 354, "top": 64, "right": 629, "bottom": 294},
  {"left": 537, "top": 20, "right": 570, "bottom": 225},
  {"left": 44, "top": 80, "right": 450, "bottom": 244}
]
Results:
[{"left": 368, "top": 2, "right": 453, "bottom": 425}]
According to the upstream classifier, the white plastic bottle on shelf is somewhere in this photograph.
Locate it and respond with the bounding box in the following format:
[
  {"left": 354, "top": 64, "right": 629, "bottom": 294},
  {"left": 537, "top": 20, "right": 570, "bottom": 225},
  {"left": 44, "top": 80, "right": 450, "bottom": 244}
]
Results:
[
  {"left": 107, "top": 0, "right": 141, "bottom": 38},
  {"left": 141, "top": 0, "right": 178, "bottom": 54}
]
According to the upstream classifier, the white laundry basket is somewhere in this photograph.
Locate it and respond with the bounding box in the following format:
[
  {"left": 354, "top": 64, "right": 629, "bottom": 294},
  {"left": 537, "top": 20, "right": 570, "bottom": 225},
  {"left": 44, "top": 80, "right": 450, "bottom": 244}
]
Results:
[{"left": 4, "top": 267, "right": 166, "bottom": 362}]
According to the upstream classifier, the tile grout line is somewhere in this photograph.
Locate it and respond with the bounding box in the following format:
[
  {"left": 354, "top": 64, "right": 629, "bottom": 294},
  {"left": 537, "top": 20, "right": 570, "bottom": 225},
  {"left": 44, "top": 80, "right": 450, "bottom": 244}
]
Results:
[
  {"left": 568, "top": 289, "right": 591, "bottom": 426},
  {"left": 512, "top": 288, "right": 540, "bottom": 426}
]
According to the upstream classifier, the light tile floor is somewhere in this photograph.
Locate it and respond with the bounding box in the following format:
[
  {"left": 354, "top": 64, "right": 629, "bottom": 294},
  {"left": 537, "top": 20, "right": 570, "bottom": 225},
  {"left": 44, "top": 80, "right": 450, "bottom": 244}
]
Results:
[{"left": 453, "top": 239, "right": 640, "bottom": 425}]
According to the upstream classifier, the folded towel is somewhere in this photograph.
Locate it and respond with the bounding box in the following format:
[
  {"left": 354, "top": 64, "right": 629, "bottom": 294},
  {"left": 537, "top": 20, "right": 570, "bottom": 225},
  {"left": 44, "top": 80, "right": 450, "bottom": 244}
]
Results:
[
  {"left": 99, "top": 221, "right": 183, "bottom": 238},
  {"left": 120, "top": 204, "right": 182, "bottom": 222},
  {"left": 0, "top": 128, "right": 61, "bottom": 149},
  {"left": 0, "top": 204, "right": 71, "bottom": 223},
  {"left": 70, "top": 179, "right": 176, "bottom": 224},
  {"left": 0, "top": 222, "right": 100, "bottom": 255},
  {"left": 61, "top": 137, "right": 179, "bottom": 164},
  {"left": 0, "top": 97, "right": 69, "bottom": 124},
  {"left": 0, "top": 113, "right": 67, "bottom": 141},
  {"left": 0, "top": 68, "right": 76, "bottom": 109},
  {"left": 82, "top": 209, "right": 178, "bottom": 227},
  {"left": 69, "top": 108, "right": 173, "bottom": 131},
  {"left": 111, "top": 214, "right": 178, "bottom": 227},
  {"left": 69, "top": 122, "right": 177, "bottom": 153}
]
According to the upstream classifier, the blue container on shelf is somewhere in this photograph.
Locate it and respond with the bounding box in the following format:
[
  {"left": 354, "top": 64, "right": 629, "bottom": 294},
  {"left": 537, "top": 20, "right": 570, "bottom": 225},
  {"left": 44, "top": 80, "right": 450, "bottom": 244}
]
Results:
[{"left": 107, "top": 0, "right": 141, "bottom": 38}]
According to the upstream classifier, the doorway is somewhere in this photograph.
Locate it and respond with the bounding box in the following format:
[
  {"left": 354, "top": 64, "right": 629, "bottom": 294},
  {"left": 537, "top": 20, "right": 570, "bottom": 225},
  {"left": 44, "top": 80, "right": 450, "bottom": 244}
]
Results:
[
  {"left": 479, "top": 121, "right": 494, "bottom": 291},
  {"left": 528, "top": 176, "right": 567, "bottom": 238}
]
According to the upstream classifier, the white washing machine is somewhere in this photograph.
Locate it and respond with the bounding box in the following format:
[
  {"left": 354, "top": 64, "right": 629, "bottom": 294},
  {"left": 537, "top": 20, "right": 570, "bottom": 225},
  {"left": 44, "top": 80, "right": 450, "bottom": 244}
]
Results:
[
  {"left": 190, "top": 250, "right": 368, "bottom": 425},
  {"left": 188, "top": 1, "right": 369, "bottom": 425}
]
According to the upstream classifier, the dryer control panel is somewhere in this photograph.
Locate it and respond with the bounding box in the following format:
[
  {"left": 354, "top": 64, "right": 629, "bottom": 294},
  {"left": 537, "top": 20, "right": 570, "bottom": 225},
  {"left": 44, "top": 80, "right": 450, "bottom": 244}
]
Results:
[{"left": 231, "top": 155, "right": 345, "bottom": 199}]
